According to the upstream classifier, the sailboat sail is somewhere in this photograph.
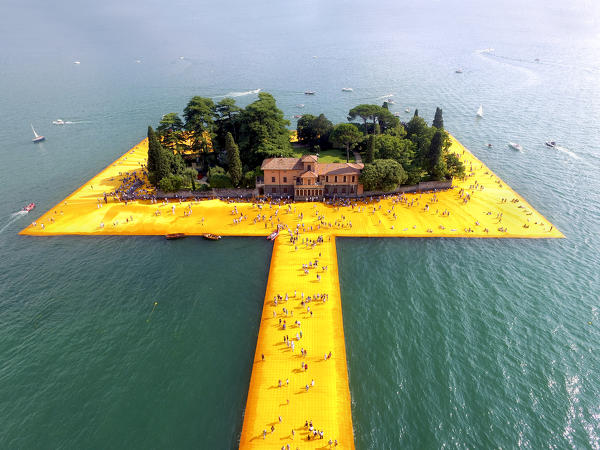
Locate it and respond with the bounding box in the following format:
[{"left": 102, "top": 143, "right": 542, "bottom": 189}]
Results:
[
  {"left": 31, "top": 124, "right": 39, "bottom": 138},
  {"left": 477, "top": 105, "right": 483, "bottom": 117}
]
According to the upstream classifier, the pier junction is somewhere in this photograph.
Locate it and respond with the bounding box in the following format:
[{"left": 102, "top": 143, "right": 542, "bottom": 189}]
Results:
[{"left": 21, "top": 135, "right": 563, "bottom": 448}]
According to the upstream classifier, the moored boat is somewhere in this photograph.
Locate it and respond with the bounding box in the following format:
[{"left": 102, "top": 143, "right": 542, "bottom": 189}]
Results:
[
  {"left": 304, "top": 91, "right": 315, "bottom": 95},
  {"left": 165, "top": 233, "right": 186, "bottom": 240},
  {"left": 341, "top": 87, "right": 353, "bottom": 92},
  {"left": 476, "top": 105, "right": 483, "bottom": 118},
  {"left": 545, "top": 141, "right": 556, "bottom": 148},
  {"left": 202, "top": 233, "right": 221, "bottom": 240},
  {"left": 508, "top": 142, "right": 523, "bottom": 152}
]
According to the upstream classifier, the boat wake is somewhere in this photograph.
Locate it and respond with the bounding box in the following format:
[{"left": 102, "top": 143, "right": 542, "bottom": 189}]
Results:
[
  {"left": 214, "top": 89, "right": 261, "bottom": 98},
  {"left": 375, "top": 93, "right": 395, "bottom": 99},
  {"left": 555, "top": 146, "right": 580, "bottom": 160},
  {"left": 0, "top": 211, "right": 27, "bottom": 234}
]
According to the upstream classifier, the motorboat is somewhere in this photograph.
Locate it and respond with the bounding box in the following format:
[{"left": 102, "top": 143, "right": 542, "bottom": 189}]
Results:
[
  {"left": 202, "top": 233, "right": 221, "bottom": 240},
  {"left": 73, "top": 61, "right": 81, "bottom": 64},
  {"left": 22, "top": 203, "right": 35, "bottom": 212},
  {"left": 384, "top": 98, "right": 395, "bottom": 104},
  {"left": 341, "top": 87, "right": 353, "bottom": 92},
  {"left": 405, "top": 108, "right": 410, "bottom": 113},
  {"left": 52, "top": 119, "right": 65, "bottom": 125},
  {"left": 476, "top": 105, "right": 483, "bottom": 118},
  {"left": 455, "top": 69, "right": 463, "bottom": 73},
  {"left": 294, "top": 115, "right": 303, "bottom": 119},
  {"left": 545, "top": 141, "right": 556, "bottom": 148},
  {"left": 296, "top": 104, "right": 304, "bottom": 108},
  {"left": 165, "top": 233, "right": 186, "bottom": 240},
  {"left": 31, "top": 124, "right": 45, "bottom": 143},
  {"left": 304, "top": 91, "right": 315, "bottom": 95},
  {"left": 267, "top": 230, "right": 279, "bottom": 240},
  {"left": 508, "top": 142, "right": 523, "bottom": 152},
  {"left": 487, "top": 143, "right": 492, "bottom": 148}
]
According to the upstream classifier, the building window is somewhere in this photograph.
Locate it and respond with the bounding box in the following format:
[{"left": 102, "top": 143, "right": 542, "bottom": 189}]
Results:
[
  {"left": 308, "top": 165, "right": 312, "bottom": 171},
  {"left": 271, "top": 176, "right": 276, "bottom": 183},
  {"left": 342, "top": 187, "right": 346, "bottom": 194},
  {"left": 283, "top": 177, "right": 287, "bottom": 183},
  {"left": 335, "top": 176, "right": 338, "bottom": 182},
  {"left": 343, "top": 175, "right": 346, "bottom": 182},
  {"left": 326, "top": 176, "right": 329, "bottom": 182},
  {"left": 352, "top": 176, "right": 355, "bottom": 182}
]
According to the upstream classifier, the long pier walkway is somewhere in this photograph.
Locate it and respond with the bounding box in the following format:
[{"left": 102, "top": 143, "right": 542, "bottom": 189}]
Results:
[{"left": 239, "top": 234, "right": 354, "bottom": 449}]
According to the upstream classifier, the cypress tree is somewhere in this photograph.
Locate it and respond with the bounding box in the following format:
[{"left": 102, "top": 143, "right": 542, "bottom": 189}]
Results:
[
  {"left": 225, "top": 132, "right": 242, "bottom": 187},
  {"left": 366, "top": 134, "right": 375, "bottom": 163},
  {"left": 413, "top": 109, "right": 419, "bottom": 118},
  {"left": 426, "top": 129, "right": 444, "bottom": 180},
  {"left": 432, "top": 107, "right": 444, "bottom": 129},
  {"left": 147, "top": 126, "right": 160, "bottom": 173}
]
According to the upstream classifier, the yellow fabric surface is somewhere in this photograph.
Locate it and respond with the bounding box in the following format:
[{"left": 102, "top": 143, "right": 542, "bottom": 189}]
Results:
[{"left": 239, "top": 235, "right": 353, "bottom": 449}]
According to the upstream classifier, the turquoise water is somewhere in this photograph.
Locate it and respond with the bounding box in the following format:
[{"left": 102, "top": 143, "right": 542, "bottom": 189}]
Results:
[{"left": 1, "top": 0, "right": 600, "bottom": 447}]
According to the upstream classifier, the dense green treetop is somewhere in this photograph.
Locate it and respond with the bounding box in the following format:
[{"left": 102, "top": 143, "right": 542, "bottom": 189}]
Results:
[
  {"left": 432, "top": 107, "right": 444, "bottom": 129},
  {"left": 330, "top": 123, "right": 362, "bottom": 162},
  {"left": 359, "top": 159, "right": 407, "bottom": 192},
  {"left": 225, "top": 132, "right": 242, "bottom": 187}
]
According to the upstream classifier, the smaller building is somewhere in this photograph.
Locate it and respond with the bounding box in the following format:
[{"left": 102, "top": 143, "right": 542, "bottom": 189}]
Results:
[{"left": 260, "top": 155, "right": 364, "bottom": 200}]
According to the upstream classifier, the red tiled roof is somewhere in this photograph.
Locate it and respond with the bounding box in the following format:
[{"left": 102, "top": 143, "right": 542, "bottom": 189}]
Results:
[
  {"left": 300, "top": 171, "right": 318, "bottom": 178},
  {"left": 317, "top": 163, "right": 364, "bottom": 175},
  {"left": 300, "top": 154, "right": 318, "bottom": 162},
  {"left": 261, "top": 158, "right": 304, "bottom": 171}
]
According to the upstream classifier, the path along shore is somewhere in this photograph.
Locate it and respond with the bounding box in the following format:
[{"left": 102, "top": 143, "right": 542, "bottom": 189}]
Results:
[{"left": 20, "top": 136, "right": 564, "bottom": 239}]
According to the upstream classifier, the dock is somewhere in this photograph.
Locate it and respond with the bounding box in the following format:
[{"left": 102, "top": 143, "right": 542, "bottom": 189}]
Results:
[{"left": 239, "top": 235, "right": 353, "bottom": 448}]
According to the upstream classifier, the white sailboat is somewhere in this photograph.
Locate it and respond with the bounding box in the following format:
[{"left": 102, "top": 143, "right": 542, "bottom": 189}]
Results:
[
  {"left": 476, "top": 105, "right": 483, "bottom": 118},
  {"left": 31, "top": 124, "right": 45, "bottom": 143}
]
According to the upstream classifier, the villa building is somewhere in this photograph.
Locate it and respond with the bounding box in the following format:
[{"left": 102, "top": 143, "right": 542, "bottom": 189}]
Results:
[{"left": 260, "top": 155, "right": 364, "bottom": 200}]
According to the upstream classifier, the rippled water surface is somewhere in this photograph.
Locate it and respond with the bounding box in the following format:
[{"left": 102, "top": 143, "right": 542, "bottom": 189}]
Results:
[{"left": 1, "top": 0, "right": 599, "bottom": 447}]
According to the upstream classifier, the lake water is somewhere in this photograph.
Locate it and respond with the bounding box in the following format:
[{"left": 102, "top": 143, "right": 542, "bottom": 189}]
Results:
[{"left": 1, "top": 0, "right": 599, "bottom": 447}]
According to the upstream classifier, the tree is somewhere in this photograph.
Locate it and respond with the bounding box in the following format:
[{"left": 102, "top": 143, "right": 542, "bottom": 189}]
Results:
[
  {"left": 432, "top": 107, "right": 444, "bottom": 129},
  {"left": 330, "top": 123, "right": 362, "bottom": 162},
  {"left": 213, "top": 98, "right": 241, "bottom": 144},
  {"left": 183, "top": 167, "right": 198, "bottom": 190},
  {"left": 237, "top": 92, "right": 292, "bottom": 167},
  {"left": 183, "top": 97, "right": 215, "bottom": 160},
  {"left": 377, "top": 108, "right": 399, "bottom": 133},
  {"left": 413, "top": 109, "right": 419, "bottom": 118},
  {"left": 365, "top": 135, "right": 375, "bottom": 164},
  {"left": 158, "top": 174, "right": 184, "bottom": 192},
  {"left": 348, "top": 104, "right": 380, "bottom": 134},
  {"left": 426, "top": 129, "right": 447, "bottom": 180},
  {"left": 359, "top": 159, "right": 407, "bottom": 191},
  {"left": 297, "top": 114, "right": 317, "bottom": 147},
  {"left": 445, "top": 153, "right": 465, "bottom": 179},
  {"left": 157, "top": 113, "right": 184, "bottom": 150},
  {"left": 312, "top": 114, "right": 334, "bottom": 147},
  {"left": 147, "top": 126, "right": 160, "bottom": 173},
  {"left": 373, "top": 134, "right": 415, "bottom": 170},
  {"left": 225, "top": 132, "right": 242, "bottom": 187}
]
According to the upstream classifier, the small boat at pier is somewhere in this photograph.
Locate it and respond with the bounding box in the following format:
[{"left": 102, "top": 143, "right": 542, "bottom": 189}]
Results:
[
  {"left": 22, "top": 203, "right": 35, "bottom": 212},
  {"left": 165, "top": 233, "right": 186, "bottom": 240},
  {"left": 508, "top": 142, "right": 523, "bottom": 152},
  {"left": 267, "top": 230, "right": 279, "bottom": 241},
  {"left": 202, "top": 233, "right": 221, "bottom": 240},
  {"left": 31, "top": 124, "right": 45, "bottom": 143}
]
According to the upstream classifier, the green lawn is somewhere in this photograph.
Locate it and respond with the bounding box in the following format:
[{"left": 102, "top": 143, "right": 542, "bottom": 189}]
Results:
[{"left": 291, "top": 146, "right": 355, "bottom": 163}]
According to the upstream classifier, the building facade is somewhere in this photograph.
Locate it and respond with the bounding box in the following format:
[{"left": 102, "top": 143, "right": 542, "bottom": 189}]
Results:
[{"left": 260, "top": 155, "right": 364, "bottom": 200}]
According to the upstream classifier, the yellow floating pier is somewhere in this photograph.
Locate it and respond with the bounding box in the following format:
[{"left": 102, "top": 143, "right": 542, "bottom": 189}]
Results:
[
  {"left": 19, "top": 133, "right": 564, "bottom": 449},
  {"left": 240, "top": 235, "right": 353, "bottom": 448}
]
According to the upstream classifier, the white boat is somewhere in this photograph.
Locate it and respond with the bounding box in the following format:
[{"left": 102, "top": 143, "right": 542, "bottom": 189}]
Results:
[
  {"left": 405, "top": 108, "right": 410, "bottom": 113},
  {"left": 384, "top": 98, "right": 395, "bottom": 104},
  {"left": 545, "top": 141, "right": 556, "bottom": 148},
  {"left": 393, "top": 112, "right": 400, "bottom": 117},
  {"left": 341, "top": 87, "right": 353, "bottom": 92},
  {"left": 52, "top": 119, "right": 65, "bottom": 125},
  {"left": 455, "top": 69, "right": 463, "bottom": 74},
  {"left": 304, "top": 91, "right": 315, "bottom": 95},
  {"left": 31, "top": 124, "right": 45, "bottom": 143},
  {"left": 476, "top": 105, "right": 483, "bottom": 118},
  {"left": 296, "top": 104, "right": 304, "bottom": 108},
  {"left": 508, "top": 142, "right": 523, "bottom": 152},
  {"left": 73, "top": 61, "right": 80, "bottom": 65}
]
